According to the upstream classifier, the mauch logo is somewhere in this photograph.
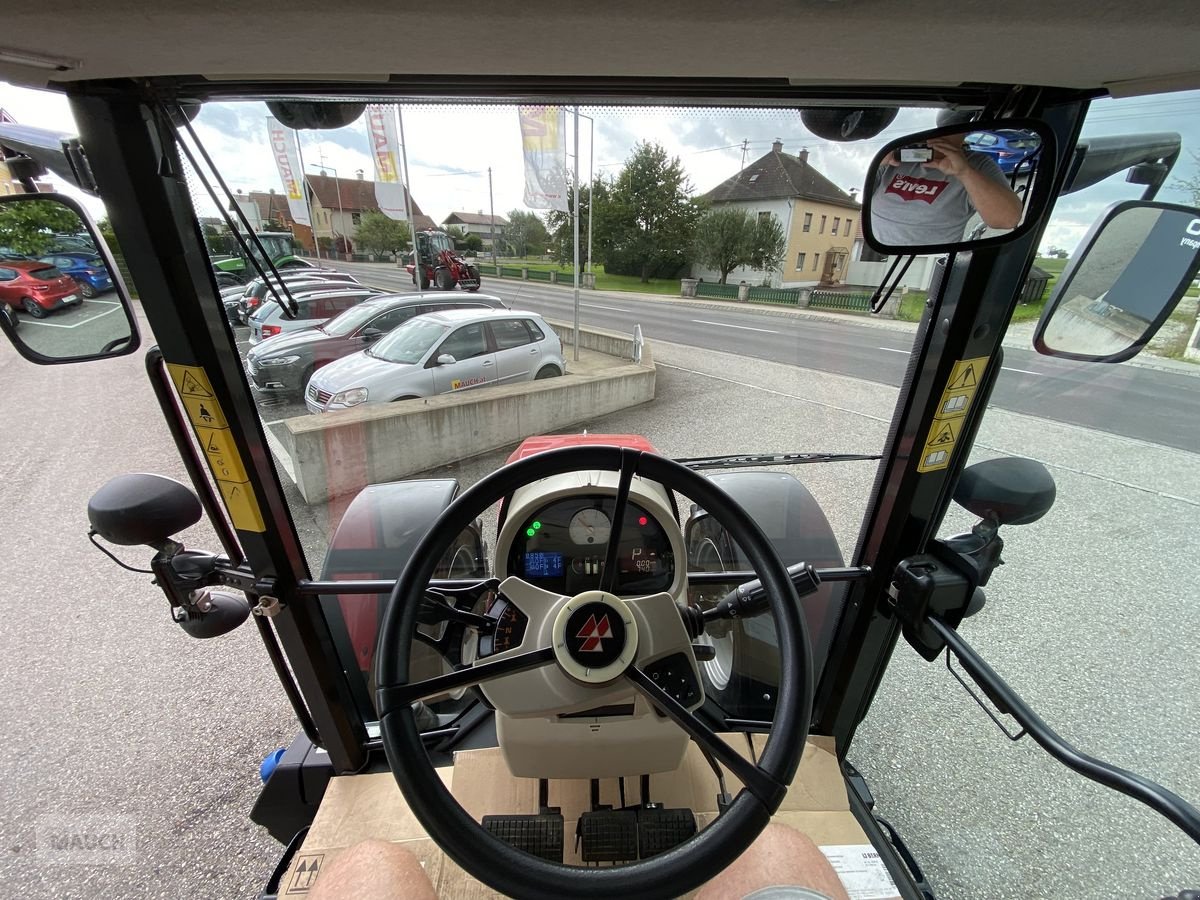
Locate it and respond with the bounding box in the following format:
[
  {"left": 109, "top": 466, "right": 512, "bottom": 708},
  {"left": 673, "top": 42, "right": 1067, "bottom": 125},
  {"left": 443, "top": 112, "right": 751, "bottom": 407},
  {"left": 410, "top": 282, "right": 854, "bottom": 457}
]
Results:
[
  {"left": 886, "top": 173, "right": 946, "bottom": 204},
  {"left": 575, "top": 613, "right": 612, "bottom": 652}
]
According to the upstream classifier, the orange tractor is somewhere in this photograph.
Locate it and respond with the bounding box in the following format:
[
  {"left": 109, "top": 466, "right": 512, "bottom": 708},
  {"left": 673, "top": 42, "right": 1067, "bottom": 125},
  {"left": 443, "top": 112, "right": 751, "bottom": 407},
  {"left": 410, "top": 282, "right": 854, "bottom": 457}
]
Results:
[{"left": 405, "top": 229, "right": 482, "bottom": 292}]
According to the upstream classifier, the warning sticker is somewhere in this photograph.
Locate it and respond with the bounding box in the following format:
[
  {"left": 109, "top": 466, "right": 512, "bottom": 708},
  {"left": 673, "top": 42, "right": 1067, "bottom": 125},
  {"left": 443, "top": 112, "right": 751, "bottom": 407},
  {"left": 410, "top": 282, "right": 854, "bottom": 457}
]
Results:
[
  {"left": 285, "top": 853, "right": 324, "bottom": 894},
  {"left": 820, "top": 844, "right": 900, "bottom": 899},
  {"left": 918, "top": 355, "right": 988, "bottom": 473},
  {"left": 166, "top": 362, "right": 265, "bottom": 533},
  {"left": 217, "top": 479, "right": 266, "bottom": 532}
]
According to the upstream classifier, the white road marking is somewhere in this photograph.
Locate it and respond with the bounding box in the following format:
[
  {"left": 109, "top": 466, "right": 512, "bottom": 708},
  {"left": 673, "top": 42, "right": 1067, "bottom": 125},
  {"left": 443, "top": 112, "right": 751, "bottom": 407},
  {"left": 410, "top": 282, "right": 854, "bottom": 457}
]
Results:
[
  {"left": 878, "top": 346, "right": 910, "bottom": 354},
  {"left": 691, "top": 319, "right": 779, "bottom": 334},
  {"left": 18, "top": 301, "right": 122, "bottom": 329},
  {"left": 1001, "top": 366, "right": 1042, "bottom": 376},
  {"left": 582, "top": 303, "right": 630, "bottom": 312}
]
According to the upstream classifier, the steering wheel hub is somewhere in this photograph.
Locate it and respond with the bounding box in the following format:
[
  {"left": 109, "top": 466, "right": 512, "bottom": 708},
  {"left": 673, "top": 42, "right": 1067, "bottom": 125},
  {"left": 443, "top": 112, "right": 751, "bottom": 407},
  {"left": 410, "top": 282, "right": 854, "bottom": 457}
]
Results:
[{"left": 552, "top": 590, "right": 639, "bottom": 684}]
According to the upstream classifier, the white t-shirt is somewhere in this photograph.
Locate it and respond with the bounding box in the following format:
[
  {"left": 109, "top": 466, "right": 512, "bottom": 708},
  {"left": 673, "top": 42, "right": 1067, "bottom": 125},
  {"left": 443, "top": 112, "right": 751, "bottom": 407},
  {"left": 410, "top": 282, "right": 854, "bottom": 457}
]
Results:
[{"left": 870, "top": 152, "right": 1010, "bottom": 245}]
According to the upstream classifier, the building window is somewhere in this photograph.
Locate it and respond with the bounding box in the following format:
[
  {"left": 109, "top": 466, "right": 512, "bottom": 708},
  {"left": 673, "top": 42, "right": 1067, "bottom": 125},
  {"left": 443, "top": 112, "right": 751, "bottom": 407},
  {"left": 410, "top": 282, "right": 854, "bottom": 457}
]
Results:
[
  {"left": 803, "top": 212, "right": 812, "bottom": 232},
  {"left": 795, "top": 252, "right": 806, "bottom": 270},
  {"left": 351, "top": 212, "right": 361, "bottom": 226},
  {"left": 832, "top": 217, "right": 840, "bottom": 234},
  {"left": 758, "top": 211, "right": 771, "bottom": 224},
  {"left": 844, "top": 218, "right": 854, "bottom": 237},
  {"left": 819, "top": 215, "right": 827, "bottom": 234},
  {"left": 812, "top": 252, "right": 820, "bottom": 271}
]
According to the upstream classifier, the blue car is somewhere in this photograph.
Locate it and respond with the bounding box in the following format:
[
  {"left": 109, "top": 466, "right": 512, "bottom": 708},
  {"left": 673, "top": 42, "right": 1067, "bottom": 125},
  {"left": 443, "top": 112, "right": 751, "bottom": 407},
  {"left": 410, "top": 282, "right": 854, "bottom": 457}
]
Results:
[
  {"left": 37, "top": 252, "right": 113, "bottom": 298},
  {"left": 964, "top": 129, "right": 1041, "bottom": 174}
]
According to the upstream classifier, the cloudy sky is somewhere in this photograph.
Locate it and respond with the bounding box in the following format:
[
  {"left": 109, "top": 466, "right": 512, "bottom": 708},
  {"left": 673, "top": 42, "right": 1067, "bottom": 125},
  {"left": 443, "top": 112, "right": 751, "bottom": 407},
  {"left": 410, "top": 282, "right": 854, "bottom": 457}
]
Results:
[{"left": 2, "top": 84, "right": 1199, "bottom": 255}]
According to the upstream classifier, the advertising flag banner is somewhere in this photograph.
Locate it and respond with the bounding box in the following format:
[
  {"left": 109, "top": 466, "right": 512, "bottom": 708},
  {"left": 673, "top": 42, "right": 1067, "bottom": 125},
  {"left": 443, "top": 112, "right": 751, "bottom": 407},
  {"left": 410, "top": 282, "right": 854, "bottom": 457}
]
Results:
[
  {"left": 265, "top": 117, "right": 310, "bottom": 226},
  {"left": 518, "top": 106, "right": 569, "bottom": 212},
  {"left": 366, "top": 105, "right": 409, "bottom": 220}
]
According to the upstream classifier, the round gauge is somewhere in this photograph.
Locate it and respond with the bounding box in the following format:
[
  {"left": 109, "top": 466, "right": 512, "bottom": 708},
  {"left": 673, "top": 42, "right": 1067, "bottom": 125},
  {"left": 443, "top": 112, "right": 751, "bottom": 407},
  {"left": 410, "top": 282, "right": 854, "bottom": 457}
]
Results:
[{"left": 569, "top": 508, "right": 611, "bottom": 545}]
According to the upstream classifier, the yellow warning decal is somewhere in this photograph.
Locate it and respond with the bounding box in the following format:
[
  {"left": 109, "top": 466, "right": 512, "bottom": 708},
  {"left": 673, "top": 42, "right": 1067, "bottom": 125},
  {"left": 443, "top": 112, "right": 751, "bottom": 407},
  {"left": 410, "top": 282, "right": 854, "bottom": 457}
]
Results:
[
  {"left": 166, "top": 364, "right": 265, "bottom": 532},
  {"left": 918, "top": 356, "right": 988, "bottom": 473}
]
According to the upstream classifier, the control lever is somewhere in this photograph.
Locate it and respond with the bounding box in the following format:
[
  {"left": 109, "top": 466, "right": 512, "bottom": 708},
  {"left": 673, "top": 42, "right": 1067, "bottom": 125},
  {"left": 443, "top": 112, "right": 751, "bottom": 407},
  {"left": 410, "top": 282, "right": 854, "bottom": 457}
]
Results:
[{"left": 703, "top": 562, "right": 821, "bottom": 623}]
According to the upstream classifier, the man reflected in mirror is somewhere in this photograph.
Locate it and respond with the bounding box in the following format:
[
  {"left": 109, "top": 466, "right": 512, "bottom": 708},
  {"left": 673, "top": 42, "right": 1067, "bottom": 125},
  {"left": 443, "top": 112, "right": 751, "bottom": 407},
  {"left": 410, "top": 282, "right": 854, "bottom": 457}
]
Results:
[{"left": 871, "top": 134, "right": 1023, "bottom": 245}]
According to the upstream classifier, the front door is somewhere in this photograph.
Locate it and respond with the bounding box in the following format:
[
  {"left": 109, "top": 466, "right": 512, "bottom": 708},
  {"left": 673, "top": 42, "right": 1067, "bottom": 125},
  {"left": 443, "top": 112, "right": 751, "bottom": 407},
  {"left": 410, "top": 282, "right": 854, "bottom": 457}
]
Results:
[{"left": 431, "top": 321, "right": 497, "bottom": 393}]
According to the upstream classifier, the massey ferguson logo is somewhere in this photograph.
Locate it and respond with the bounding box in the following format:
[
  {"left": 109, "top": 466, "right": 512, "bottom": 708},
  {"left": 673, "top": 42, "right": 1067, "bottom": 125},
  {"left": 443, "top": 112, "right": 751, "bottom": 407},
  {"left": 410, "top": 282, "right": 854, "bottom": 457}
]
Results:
[
  {"left": 575, "top": 613, "right": 612, "bottom": 652},
  {"left": 886, "top": 173, "right": 946, "bottom": 204}
]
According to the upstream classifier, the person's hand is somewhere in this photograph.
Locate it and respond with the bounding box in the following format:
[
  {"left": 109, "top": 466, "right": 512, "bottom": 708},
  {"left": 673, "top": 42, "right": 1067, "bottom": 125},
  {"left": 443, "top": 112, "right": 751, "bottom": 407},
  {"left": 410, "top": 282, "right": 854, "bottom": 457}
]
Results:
[{"left": 923, "top": 136, "right": 970, "bottom": 177}]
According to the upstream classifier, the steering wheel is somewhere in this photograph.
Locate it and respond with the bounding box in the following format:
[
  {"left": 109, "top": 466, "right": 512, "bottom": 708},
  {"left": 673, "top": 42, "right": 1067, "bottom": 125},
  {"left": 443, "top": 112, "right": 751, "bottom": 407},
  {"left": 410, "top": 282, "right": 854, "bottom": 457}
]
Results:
[{"left": 376, "top": 446, "right": 813, "bottom": 899}]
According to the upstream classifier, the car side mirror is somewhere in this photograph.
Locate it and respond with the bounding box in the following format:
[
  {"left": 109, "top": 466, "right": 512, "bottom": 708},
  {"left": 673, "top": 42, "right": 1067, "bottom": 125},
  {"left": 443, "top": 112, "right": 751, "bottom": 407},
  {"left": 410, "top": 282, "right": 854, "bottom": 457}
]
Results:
[
  {"left": 0, "top": 192, "right": 140, "bottom": 365},
  {"left": 436, "top": 353, "right": 457, "bottom": 366},
  {"left": 361, "top": 327, "right": 383, "bottom": 341},
  {"left": 860, "top": 117, "right": 1055, "bottom": 256},
  {"left": 953, "top": 457, "right": 1056, "bottom": 526},
  {"left": 1034, "top": 200, "right": 1200, "bottom": 363}
]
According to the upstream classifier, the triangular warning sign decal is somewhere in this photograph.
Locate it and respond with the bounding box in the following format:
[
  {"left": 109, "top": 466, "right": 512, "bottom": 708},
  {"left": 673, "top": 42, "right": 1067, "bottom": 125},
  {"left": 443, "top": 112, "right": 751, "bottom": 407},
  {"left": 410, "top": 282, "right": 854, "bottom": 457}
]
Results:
[
  {"left": 179, "top": 371, "right": 213, "bottom": 398},
  {"left": 948, "top": 364, "right": 977, "bottom": 391},
  {"left": 931, "top": 423, "right": 955, "bottom": 445},
  {"left": 206, "top": 432, "right": 222, "bottom": 454}
]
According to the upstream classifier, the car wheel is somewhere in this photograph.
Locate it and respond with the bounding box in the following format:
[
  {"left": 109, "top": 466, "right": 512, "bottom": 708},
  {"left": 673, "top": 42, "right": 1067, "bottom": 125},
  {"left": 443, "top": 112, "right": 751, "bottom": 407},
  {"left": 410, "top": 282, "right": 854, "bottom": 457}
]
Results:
[
  {"left": 435, "top": 269, "right": 455, "bottom": 291},
  {"left": 79, "top": 281, "right": 97, "bottom": 299},
  {"left": 419, "top": 273, "right": 430, "bottom": 290},
  {"left": 22, "top": 298, "right": 47, "bottom": 319},
  {"left": 466, "top": 266, "right": 481, "bottom": 292},
  {"left": 534, "top": 365, "right": 561, "bottom": 379},
  {"left": 390, "top": 395, "right": 420, "bottom": 402}
]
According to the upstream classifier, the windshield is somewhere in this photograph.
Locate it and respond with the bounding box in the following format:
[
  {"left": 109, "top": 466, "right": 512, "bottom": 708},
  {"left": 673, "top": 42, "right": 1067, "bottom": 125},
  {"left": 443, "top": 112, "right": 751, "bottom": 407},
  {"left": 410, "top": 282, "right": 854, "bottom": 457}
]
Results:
[
  {"left": 367, "top": 317, "right": 446, "bottom": 363},
  {"left": 322, "top": 302, "right": 388, "bottom": 336}
]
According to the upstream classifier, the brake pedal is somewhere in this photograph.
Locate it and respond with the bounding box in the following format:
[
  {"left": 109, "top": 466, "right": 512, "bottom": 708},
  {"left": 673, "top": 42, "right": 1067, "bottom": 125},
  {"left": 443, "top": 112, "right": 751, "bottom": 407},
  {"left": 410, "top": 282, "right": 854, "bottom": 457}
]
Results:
[
  {"left": 482, "top": 810, "right": 565, "bottom": 863},
  {"left": 576, "top": 808, "right": 639, "bottom": 864}
]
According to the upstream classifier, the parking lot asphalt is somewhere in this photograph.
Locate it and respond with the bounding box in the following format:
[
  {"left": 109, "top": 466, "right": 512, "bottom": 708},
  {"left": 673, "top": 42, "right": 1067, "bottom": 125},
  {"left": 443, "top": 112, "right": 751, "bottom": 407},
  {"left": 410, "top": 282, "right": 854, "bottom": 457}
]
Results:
[{"left": 1, "top": 299, "right": 1197, "bottom": 899}]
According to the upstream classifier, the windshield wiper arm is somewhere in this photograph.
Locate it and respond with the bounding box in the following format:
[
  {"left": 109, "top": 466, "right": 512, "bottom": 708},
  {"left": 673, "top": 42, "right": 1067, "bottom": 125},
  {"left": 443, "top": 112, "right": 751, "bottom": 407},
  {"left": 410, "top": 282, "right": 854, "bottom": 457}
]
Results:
[{"left": 676, "top": 451, "right": 881, "bottom": 471}]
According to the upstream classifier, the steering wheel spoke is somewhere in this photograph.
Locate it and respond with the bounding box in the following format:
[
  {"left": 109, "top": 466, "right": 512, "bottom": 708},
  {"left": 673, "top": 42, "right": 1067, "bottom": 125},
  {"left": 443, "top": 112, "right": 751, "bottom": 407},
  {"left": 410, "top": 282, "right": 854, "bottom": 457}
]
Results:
[
  {"left": 378, "top": 646, "right": 557, "bottom": 713},
  {"left": 625, "top": 664, "right": 787, "bottom": 811}
]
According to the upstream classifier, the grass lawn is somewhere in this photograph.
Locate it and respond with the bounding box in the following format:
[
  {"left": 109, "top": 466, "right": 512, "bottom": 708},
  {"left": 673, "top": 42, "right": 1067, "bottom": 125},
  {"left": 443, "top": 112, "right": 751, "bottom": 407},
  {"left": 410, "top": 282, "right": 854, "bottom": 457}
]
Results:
[{"left": 492, "top": 259, "right": 682, "bottom": 296}]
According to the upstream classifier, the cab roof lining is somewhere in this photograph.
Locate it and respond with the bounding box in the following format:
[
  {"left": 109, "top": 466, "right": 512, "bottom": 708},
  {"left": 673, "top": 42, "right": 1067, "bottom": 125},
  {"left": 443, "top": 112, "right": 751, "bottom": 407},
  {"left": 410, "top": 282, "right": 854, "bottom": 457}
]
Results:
[{"left": 2, "top": 0, "right": 1199, "bottom": 97}]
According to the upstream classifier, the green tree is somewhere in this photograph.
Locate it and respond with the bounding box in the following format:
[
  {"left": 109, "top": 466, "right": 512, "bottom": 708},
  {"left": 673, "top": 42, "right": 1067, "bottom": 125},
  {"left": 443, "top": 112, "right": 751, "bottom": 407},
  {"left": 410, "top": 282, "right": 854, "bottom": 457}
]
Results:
[
  {"left": 506, "top": 209, "right": 550, "bottom": 258},
  {"left": 353, "top": 211, "right": 411, "bottom": 258},
  {"left": 693, "top": 208, "right": 752, "bottom": 284},
  {"left": 747, "top": 213, "right": 787, "bottom": 277},
  {"left": 1172, "top": 150, "right": 1200, "bottom": 206},
  {"left": 464, "top": 233, "right": 484, "bottom": 253},
  {"left": 0, "top": 200, "right": 81, "bottom": 256}
]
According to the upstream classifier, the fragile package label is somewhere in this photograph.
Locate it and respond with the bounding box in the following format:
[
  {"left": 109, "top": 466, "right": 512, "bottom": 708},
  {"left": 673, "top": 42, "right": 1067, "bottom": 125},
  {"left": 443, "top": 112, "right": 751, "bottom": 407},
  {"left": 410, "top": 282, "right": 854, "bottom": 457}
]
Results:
[{"left": 820, "top": 844, "right": 901, "bottom": 900}]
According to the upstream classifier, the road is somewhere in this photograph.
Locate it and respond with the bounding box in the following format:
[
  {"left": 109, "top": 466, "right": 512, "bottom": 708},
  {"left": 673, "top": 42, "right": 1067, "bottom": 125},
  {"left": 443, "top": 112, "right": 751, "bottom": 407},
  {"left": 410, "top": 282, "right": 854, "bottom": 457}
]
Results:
[{"left": 325, "top": 260, "right": 1200, "bottom": 451}]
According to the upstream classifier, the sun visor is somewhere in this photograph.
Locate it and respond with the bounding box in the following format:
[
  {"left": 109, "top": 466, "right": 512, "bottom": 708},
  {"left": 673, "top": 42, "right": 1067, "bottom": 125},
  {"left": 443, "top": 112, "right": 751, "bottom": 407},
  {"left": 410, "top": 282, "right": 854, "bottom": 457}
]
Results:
[{"left": 0, "top": 122, "right": 97, "bottom": 195}]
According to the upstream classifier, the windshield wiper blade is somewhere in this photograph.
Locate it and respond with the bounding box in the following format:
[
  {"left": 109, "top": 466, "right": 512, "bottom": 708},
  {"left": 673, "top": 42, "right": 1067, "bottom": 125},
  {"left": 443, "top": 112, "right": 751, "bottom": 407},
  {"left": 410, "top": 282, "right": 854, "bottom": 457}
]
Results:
[{"left": 676, "top": 451, "right": 881, "bottom": 471}]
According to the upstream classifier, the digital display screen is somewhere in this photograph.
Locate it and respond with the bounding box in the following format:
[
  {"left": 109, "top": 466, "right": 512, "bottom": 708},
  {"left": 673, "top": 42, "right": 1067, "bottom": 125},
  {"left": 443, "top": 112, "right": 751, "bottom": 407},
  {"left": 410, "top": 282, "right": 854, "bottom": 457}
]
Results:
[{"left": 524, "top": 551, "right": 564, "bottom": 578}]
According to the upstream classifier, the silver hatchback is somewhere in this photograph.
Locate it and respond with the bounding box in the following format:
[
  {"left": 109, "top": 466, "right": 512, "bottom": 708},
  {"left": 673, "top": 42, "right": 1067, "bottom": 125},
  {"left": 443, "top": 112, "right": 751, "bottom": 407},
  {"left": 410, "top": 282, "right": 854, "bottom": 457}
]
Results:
[{"left": 305, "top": 309, "right": 565, "bottom": 413}]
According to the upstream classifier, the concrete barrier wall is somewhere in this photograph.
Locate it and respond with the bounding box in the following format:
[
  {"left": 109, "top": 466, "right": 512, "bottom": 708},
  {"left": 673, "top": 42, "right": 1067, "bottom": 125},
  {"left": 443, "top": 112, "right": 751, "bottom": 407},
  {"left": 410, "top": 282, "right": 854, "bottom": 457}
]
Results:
[
  {"left": 545, "top": 319, "right": 639, "bottom": 360},
  {"left": 280, "top": 327, "right": 655, "bottom": 504}
]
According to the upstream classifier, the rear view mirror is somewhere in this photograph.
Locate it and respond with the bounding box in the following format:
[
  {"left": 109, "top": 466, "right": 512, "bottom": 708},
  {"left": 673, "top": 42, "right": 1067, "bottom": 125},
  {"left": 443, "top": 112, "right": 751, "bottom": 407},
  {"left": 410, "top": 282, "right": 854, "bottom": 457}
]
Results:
[
  {"left": 861, "top": 118, "right": 1055, "bottom": 255},
  {"left": 1034, "top": 200, "right": 1200, "bottom": 363},
  {"left": 0, "top": 193, "right": 139, "bottom": 364}
]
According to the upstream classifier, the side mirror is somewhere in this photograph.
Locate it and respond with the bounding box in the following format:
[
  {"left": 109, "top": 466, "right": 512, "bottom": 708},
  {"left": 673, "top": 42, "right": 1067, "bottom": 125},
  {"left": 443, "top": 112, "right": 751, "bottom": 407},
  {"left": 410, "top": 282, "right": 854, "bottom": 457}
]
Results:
[
  {"left": 361, "top": 327, "right": 384, "bottom": 342},
  {"left": 953, "top": 457, "right": 1056, "bottom": 526},
  {"left": 436, "top": 353, "right": 457, "bottom": 366},
  {"left": 861, "top": 118, "right": 1055, "bottom": 255},
  {"left": 1034, "top": 200, "right": 1200, "bottom": 363},
  {"left": 0, "top": 192, "right": 140, "bottom": 365}
]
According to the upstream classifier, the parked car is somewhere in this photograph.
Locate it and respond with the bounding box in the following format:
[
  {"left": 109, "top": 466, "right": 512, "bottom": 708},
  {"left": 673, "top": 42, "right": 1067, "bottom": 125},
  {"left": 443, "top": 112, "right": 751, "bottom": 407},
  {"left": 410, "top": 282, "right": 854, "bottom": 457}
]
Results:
[
  {"left": 236, "top": 270, "right": 361, "bottom": 324},
  {"left": 0, "top": 260, "right": 82, "bottom": 318},
  {"left": 248, "top": 287, "right": 383, "bottom": 345},
  {"left": 305, "top": 309, "right": 565, "bottom": 413},
  {"left": 36, "top": 252, "right": 113, "bottom": 298},
  {"left": 246, "top": 292, "right": 510, "bottom": 397},
  {"left": 963, "top": 129, "right": 1042, "bottom": 174}
]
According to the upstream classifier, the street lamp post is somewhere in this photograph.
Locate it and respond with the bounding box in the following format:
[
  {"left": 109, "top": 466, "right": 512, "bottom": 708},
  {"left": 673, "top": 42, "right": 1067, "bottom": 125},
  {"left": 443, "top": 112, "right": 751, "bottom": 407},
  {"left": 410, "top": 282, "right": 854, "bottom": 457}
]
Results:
[{"left": 307, "top": 163, "right": 345, "bottom": 258}]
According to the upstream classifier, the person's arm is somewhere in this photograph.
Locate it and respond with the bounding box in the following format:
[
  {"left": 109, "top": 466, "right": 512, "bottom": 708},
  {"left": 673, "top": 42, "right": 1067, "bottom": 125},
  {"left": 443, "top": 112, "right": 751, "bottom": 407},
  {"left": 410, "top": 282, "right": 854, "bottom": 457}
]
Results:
[{"left": 924, "top": 137, "right": 1023, "bottom": 229}]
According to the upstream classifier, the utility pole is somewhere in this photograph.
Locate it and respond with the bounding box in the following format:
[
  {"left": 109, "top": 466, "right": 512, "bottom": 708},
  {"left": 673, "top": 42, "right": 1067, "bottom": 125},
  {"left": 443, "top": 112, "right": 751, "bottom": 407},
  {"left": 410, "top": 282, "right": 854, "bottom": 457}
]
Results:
[
  {"left": 587, "top": 115, "right": 594, "bottom": 275},
  {"left": 488, "top": 166, "right": 497, "bottom": 266},
  {"left": 572, "top": 105, "right": 580, "bottom": 362},
  {"left": 739, "top": 138, "right": 750, "bottom": 172}
]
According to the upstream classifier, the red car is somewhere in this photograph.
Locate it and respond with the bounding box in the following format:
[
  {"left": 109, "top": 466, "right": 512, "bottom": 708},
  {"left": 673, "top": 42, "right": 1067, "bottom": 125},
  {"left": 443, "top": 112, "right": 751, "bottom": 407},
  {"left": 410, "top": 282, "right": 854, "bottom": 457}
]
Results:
[{"left": 0, "top": 259, "right": 82, "bottom": 318}]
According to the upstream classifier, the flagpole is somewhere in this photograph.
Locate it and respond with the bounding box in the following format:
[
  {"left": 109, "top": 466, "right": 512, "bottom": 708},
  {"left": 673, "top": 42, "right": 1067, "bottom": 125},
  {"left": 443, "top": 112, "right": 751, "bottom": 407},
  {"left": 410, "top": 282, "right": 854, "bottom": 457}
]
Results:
[
  {"left": 291, "top": 126, "right": 320, "bottom": 261},
  {"left": 396, "top": 105, "right": 418, "bottom": 292},
  {"left": 572, "top": 104, "right": 580, "bottom": 363}
]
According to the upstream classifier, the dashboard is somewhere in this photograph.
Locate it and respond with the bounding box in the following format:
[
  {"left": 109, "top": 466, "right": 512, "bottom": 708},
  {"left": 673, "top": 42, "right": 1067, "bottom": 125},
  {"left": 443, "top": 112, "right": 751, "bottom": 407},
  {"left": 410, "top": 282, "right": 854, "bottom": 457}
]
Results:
[{"left": 503, "top": 494, "right": 676, "bottom": 597}]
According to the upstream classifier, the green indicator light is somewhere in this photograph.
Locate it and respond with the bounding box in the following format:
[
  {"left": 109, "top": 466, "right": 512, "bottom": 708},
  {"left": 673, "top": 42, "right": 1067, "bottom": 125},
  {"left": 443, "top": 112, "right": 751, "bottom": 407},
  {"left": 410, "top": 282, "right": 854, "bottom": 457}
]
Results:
[
  {"left": 526, "top": 528, "right": 536, "bottom": 537},
  {"left": 533, "top": 521, "right": 542, "bottom": 530}
]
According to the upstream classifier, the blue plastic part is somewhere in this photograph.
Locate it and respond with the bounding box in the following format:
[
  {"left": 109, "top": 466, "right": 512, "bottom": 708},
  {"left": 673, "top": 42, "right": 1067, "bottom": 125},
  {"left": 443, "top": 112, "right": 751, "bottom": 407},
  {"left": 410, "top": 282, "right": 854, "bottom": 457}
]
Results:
[{"left": 259, "top": 747, "right": 286, "bottom": 783}]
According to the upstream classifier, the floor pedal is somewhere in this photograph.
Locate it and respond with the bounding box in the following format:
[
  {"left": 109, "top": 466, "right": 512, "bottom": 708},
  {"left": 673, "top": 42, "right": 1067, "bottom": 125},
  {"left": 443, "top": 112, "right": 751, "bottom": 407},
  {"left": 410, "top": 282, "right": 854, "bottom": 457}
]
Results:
[
  {"left": 637, "top": 806, "right": 697, "bottom": 858},
  {"left": 482, "top": 810, "right": 565, "bottom": 862},
  {"left": 576, "top": 809, "right": 639, "bottom": 864}
]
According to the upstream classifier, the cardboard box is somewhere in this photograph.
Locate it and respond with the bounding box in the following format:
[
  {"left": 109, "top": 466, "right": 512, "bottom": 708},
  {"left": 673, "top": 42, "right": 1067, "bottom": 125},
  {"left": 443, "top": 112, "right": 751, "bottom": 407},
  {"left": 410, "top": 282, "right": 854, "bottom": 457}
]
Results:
[{"left": 280, "top": 735, "right": 899, "bottom": 898}]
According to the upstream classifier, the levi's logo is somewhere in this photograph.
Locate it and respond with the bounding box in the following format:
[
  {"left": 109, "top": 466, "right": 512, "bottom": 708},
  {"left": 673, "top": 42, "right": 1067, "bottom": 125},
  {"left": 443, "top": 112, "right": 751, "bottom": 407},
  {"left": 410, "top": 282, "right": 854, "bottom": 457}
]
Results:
[{"left": 886, "top": 173, "right": 947, "bottom": 204}]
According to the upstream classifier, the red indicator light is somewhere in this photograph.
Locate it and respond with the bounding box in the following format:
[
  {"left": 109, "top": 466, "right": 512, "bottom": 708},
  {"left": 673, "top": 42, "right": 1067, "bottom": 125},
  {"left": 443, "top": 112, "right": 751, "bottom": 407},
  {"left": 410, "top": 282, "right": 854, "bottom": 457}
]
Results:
[{"left": 638, "top": 516, "right": 648, "bottom": 526}]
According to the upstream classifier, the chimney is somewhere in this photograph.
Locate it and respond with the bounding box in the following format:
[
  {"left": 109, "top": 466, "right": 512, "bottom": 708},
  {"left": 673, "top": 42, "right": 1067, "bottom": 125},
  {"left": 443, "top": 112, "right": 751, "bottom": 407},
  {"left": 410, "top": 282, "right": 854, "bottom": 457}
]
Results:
[
  {"left": 771, "top": 138, "right": 783, "bottom": 153},
  {"left": 356, "top": 169, "right": 364, "bottom": 180},
  {"left": 798, "top": 148, "right": 810, "bottom": 163},
  {"left": 849, "top": 187, "right": 859, "bottom": 201}
]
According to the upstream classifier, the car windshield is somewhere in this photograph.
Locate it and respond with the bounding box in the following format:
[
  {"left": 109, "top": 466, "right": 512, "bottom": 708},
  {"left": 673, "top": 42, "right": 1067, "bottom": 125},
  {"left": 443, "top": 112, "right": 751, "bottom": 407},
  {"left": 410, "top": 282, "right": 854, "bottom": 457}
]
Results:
[
  {"left": 322, "top": 302, "right": 390, "bottom": 336},
  {"left": 367, "top": 317, "right": 447, "bottom": 363}
]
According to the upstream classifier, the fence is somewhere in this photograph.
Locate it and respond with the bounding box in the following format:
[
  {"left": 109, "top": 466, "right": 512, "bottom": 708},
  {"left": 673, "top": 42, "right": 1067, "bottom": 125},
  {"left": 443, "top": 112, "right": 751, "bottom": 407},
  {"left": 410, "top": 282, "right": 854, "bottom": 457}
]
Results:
[
  {"left": 499, "top": 266, "right": 524, "bottom": 279},
  {"left": 695, "top": 281, "right": 740, "bottom": 300},
  {"left": 808, "top": 290, "right": 873, "bottom": 312},
  {"left": 526, "top": 268, "right": 553, "bottom": 283},
  {"left": 746, "top": 286, "right": 802, "bottom": 306}
]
